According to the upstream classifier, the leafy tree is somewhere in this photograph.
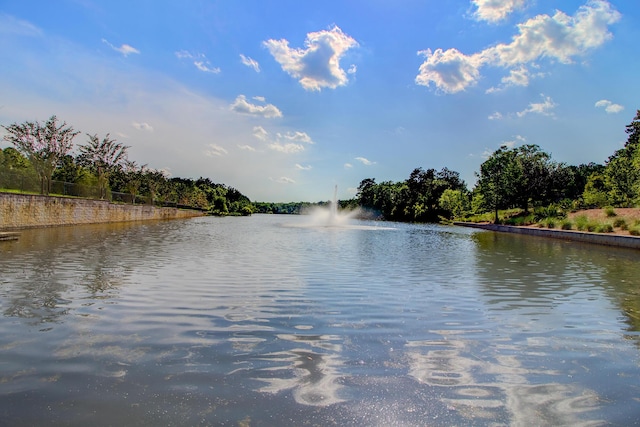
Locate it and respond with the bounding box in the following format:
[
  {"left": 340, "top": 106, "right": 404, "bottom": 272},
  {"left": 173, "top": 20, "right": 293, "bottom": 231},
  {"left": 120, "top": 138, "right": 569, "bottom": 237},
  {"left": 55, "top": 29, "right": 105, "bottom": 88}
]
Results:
[
  {"left": 2, "top": 115, "right": 79, "bottom": 194},
  {"left": 78, "top": 133, "right": 129, "bottom": 199},
  {"left": 602, "top": 110, "right": 640, "bottom": 206},
  {"left": 475, "top": 146, "right": 518, "bottom": 222},
  {"left": 439, "top": 189, "right": 470, "bottom": 219}
]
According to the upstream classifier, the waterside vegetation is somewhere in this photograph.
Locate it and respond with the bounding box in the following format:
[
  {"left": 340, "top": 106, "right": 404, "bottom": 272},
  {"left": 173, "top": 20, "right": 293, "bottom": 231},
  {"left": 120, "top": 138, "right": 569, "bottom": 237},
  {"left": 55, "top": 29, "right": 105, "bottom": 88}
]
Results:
[{"left": 2, "top": 110, "right": 639, "bottom": 227}]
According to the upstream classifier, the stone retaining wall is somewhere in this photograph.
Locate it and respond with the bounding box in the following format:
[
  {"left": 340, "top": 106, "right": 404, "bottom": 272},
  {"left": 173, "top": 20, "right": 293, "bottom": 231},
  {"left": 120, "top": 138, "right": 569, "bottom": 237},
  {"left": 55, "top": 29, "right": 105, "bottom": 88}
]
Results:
[
  {"left": 0, "top": 193, "right": 204, "bottom": 230},
  {"left": 454, "top": 222, "right": 640, "bottom": 250}
]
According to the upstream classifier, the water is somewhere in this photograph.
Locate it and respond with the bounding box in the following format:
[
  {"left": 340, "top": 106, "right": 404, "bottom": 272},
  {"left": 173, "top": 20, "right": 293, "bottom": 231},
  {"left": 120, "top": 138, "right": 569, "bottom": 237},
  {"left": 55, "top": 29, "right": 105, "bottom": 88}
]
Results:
[{"left": 1, "top": 214, "right": 639, "bottom": 426}]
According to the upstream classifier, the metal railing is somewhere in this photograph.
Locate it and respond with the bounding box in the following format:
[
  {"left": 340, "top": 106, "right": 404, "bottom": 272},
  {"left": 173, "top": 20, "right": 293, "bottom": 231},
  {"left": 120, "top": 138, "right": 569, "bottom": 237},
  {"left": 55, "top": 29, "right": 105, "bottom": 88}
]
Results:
[{"left": 0, "top": 169, "right": 178, "bottom": 207}]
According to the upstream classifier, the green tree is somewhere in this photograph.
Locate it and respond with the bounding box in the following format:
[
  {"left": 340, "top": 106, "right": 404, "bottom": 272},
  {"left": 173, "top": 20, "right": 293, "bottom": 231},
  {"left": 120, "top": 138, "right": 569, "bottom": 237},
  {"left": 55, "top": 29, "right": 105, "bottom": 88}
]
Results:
[
  {"left": 78, "top": 133, "right": 129, "bottom": 199},
  {"left": 439, "top": 189, "right": 470, "bottom": 219},
  {"left": 2, "top": 115, "right": 79, "bottom": 194},
  {"left": 475, "top": 146, "right": 518, "bottom": 223},
  {"left": 603, "top": 110, "right": 640, "bottom": 206}
]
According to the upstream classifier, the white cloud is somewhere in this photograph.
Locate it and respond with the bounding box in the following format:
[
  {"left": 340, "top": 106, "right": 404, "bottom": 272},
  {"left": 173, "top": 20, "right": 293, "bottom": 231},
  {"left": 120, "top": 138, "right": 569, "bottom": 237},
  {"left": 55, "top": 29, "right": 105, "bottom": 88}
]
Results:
[
  {"left": 516, "top": 94, "right": 556, "bottom": 117},
  {"left": 502, "top": 134, "right": 526, "bottom": 147},
  {"left": 416, "top": 48, "right": 484, "bottom": 94},
  {"left": 267, "top": 142, "right": 304, "bottom": 154},
  {"left": 263, "top": 25, "right": 359, "bottom": 91},
  {"left": 240, "top": 54, "right": 260, "bottom": 72},
  {"left": 0, "top": 13, "right": 42, "bottom": 37},
  {"left": 194, "top": 61, "right": 221, "bottom": 74},
  {"left": 176, "top": 50, "right": 220, "bottom": 74},
  {"left": 253, "top": 96, "right": 266, "bottom": 102},
  {"left": 132, "top": 121, "right": 153, "bottom": 131},
  {"left": 471, "top": 0, "right": 527, "bottom": 23},
  {"left": 417, "top": 1, "right": 621, "bottom": 94},
  {"left": 238, "top": 144, "right": 256, "bottom": 151},
  {"left": 344, "top": 163, "right": 353, "bottom": 169},
  {"left": 230, "top": 95, "right": 283, "bottom": 118},
  {"left": 272, "top": 176, "right": 296, "bottom": 184},
  {"left": 295, "top": 163, "right": 312, "bottom": 170},
  {"left": 102, "top": 38, "right": 140, "bottom": 57},
  {"left": 348, "top": 64, "right": 357, "bottom": 74},
  {"left": 279, "top": 131, "right": 314, "bottom": 144},
  {"left": 595, "top": 99, "right": 624, "bottom": 114},
  {"left": 488, "top": 112, "right": 503, "bottom": 120},
  {"left": 355, "top": 156, "right": 376, "bottom": 166},
  {"left": 253, "top": 125, "right": 269, "bottom": 140},
  {"left": 204, "top": 144, "right": 228, "bottom": 157}
]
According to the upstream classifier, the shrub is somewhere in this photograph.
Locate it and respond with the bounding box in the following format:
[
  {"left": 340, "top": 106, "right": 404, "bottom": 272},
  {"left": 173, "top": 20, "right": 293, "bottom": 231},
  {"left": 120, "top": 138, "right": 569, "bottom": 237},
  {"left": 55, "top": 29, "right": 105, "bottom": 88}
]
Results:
[
  {"left": 613, "top": 218, "right": 627, "bottom": 229},
  {"left": 561, "top": 220, "right": 572, "bottom": 230},
  {"left": 596, "top": 223, "right": 614, "bottom": 233},
  {"left": 575, "top": 215, "right": 589, "bottom": 231},
  {"left": 604, "top": 206, "right": 617, "bottom": 217},
  {"left": 586, "top": 222, "right": 598, "bottom": 232},
  {"left": 545, "top": 218, "right": 556, "bottom": 229},
  {"left": 629, "top": 227, "right": 640, "bottom": 236}
]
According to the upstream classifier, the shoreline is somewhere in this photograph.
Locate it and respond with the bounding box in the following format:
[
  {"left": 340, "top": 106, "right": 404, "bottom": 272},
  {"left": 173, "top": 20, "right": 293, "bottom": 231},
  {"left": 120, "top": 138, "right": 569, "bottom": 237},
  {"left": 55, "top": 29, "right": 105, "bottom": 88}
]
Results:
[{"left": 454, "top": 221, "right": 640, "bottom": 250}]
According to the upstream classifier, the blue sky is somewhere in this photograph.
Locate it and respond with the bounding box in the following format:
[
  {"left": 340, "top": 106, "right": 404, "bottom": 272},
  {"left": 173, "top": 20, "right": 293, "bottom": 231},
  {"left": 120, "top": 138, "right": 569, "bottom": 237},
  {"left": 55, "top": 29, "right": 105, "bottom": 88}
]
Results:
[{"left": 1, "top": 0, "right": 638, "bottom": 202}]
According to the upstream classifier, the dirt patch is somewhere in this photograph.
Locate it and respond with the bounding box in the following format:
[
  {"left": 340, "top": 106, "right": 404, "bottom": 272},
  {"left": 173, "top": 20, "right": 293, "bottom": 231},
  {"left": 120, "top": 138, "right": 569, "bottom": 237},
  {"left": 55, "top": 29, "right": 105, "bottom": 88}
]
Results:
[{"left": 565, "top": 208, "right": 640, "bottom": 236}]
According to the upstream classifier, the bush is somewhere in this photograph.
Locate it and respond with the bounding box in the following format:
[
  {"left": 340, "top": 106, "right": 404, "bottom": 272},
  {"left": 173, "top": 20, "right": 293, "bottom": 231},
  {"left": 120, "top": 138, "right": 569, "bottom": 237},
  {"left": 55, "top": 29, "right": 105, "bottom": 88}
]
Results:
[
  {"left": 596, "top": 223, "right": 614, "bottom": 233},
  {"left": 561, "top": 220, "right": 573, "bottom": 230},
  {"left": 629, "top": 227, "right": 640, "bottom": 236},
  {"left": 604, "top": 206, "right": 617, "bottom": 217},
  {"left": 613, "top": 218, "right": 627, "bottom": 229},
  {"left": 575, "top": 215, "right": 589, "bottom": 231},
  {"left": 586, "top": 222, "right": 598, "bottom": 232}
]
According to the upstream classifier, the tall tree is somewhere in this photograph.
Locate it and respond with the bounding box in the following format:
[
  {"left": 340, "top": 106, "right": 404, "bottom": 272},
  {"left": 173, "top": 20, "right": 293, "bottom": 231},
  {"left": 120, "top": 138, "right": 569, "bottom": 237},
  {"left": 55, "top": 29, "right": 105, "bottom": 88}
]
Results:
[
  {"left": 2, "top": 115, "right": 79, "bottom": 194},
  {"left": 475, "top": 146, "right": 518, "bottom": 223},
  {"left": 603, "top": 110, "right": 640, "bottom": 206},
  {"left": 77, "top": 133, "right": 129, "bottom": 199}
]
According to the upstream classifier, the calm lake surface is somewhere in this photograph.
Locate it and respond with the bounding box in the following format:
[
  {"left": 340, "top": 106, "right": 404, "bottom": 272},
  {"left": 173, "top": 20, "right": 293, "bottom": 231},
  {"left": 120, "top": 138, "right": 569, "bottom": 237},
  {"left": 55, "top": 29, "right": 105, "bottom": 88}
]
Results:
[{"left": 1, "top": 214, "right": 639, "bottom": 426}]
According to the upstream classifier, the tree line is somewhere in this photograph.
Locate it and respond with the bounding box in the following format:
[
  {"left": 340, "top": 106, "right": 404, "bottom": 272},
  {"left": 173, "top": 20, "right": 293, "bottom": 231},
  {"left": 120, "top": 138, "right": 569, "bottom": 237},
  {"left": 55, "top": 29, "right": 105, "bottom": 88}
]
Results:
[
  {"left": 1, "top": 115, "right": 254, "bottom": 215},
  {"left": 355, "top": 110, "right": 640, "bottom": 222}
]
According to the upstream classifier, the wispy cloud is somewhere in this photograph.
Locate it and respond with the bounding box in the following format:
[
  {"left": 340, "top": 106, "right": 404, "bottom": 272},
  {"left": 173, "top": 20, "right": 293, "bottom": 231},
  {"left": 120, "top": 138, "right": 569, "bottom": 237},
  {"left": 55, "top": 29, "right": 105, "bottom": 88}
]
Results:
[
  {"left": 272, "top": 176, "right": 296, "bottom": 184},
  {"left": 176, "top": 50, "right": 220, "bottom": 73},
  {"left": 278, "top": 131, "right": 314, "bottom": 144},
  {"left": 238, "top": 144, "right": 256, "bottom": 151},
  {"left": 102, "top": 38, "right": 140, "bottom": 57},
  {"left": 240, "top": 54, "right": 260, "bottom": 72},
  {"left": 502, "top": 134, "right": 526, "bottom": 148},
  {"left": 595, "top": 99, "right": 624, "bottom": 114},
  {"left": 204, "top": 144, "right": 228, "bottom": 157},
  {"left": 417, "top": 1, "right": 621, "bottom": 93},
  {"left": 264, "top": 25, "right": 359, "bottom": 91},
  {"left": 295, "top": 163, "right": 312, "bottom": 170},
  {"left": 230, "top": 95, "right": 282, "bottom": 118},
  {"left": 253, "top": 125, "right": 269, "bottom": 140},
  {"left": 344, "top": 163, "right": 353, "bottom": 169},
  {"left": 0, "top": 13, "right": 42, "bottom": 37},
  {"left": 253, "top": 127, "right": 314, "bottom": 154},
  {"left": 470, "top": 0, "right": 527, "bottom": 23},
  {"left": 355, "top": 156, "right": 376, "bottom": 166}
]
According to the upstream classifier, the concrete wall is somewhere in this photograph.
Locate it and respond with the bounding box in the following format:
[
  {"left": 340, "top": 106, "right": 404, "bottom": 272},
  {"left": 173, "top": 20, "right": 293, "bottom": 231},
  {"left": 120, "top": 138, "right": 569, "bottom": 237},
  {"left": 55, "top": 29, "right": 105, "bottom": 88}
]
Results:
[
  {"left": 0, "top": 193, "right": 204, "bottom": 230},
  {"left": 454, "top": 221, "right": 640, "bottom": 250}
]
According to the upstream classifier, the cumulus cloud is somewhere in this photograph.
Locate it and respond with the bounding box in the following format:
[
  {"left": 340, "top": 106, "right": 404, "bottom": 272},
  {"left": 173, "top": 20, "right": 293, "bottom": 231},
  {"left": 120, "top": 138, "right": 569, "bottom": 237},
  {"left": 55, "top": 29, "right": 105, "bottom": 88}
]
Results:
[
  {"left": 417, "top": 1, "right": 621, "bottom": 94},
  {"left": 240, "top": 54, "right": 260, "bottom": 72},
  {"left": 516, "top": 94, "right": 556, "bottom": 117},
  {"left": 230, "top": 95, "right": 282, "bottom": 118},
  {"left": 471, "top": 0, "right": 527, "bottom": 23},
  {"left": 295, "top": 163, "right": 312, "bottom": 170},
  {"left": 488, "top": 111, "right": 503, "bottom": 120},
  {"left": 502, "top": 134, "right": 526, "bottom": 147},
  {"left": 355, "top": 156, "right": 376, "bottom": 166},
  {"left": 263, "top": 25, "right": 359, "bottom": 91},
  {"left": 416, "top": 48, "right": 484, "bottom": 94},
  {"left": 279, "top": 131, "right": 314, "bottom": 144},
  {"left": 595, "top": 99, "right": 624, "bottom": 113},
  {"left": 132, "top": 121, "right": 153, "bottom": 131},
  {"left": 102, "top": 38, "right": 140, "bottom": 57},
  {"left": 253, "top": 127, "right": 314, "bottom": 154},
  {"left": 204, "top": 144, "right": 228, "bottom": 157}
]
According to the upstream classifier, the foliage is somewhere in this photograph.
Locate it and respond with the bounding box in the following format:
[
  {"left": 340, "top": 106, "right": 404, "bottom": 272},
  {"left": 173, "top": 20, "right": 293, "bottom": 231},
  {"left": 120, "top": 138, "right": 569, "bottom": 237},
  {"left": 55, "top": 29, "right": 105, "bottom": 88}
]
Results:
[
  {"left": 356, "top": 167, "right": 466, "bottom": 222},
  {"left": 2, "top": 115, "right": 79, "bottom": 194},
  {"left": 77, "top": 133, "right": 129, "bottom": 199}
]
